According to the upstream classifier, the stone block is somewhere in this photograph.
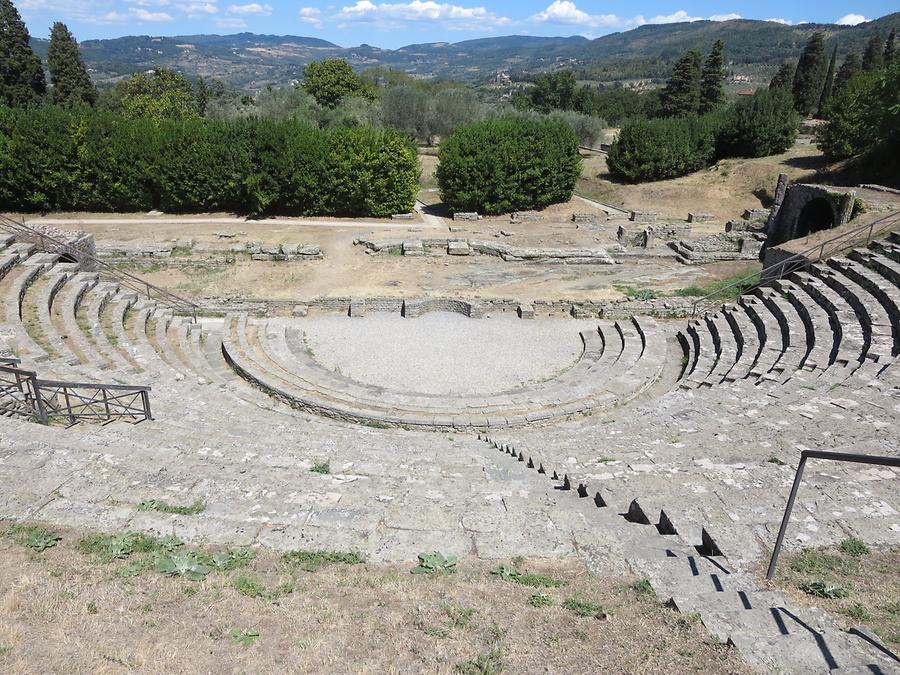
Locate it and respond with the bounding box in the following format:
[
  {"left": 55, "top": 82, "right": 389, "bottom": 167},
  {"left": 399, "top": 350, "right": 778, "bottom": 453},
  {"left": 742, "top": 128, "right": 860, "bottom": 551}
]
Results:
[
  {"left": 349, "top": 299, "right": 366, "bottom": 317},
  {"left": 517, "top": 303, "right": 535, "bottom": 319},
  {"left": 687, "top": 212, "right": 715, "bottom": 223},
  {"left": 292, "top": 304, "right": 309, "bottom": 317},
  {"left": 742, "top": 208, "right": 770, "bottom": 221},
  {"left": 391, "top": 213, "right": 414, "bottom": 220},
  {"left": 630, "top": 210, "right": 657, "bottom": 223},
  {"left": 294, "top": 244, "right": 322, "bottom": 257},
  {"left": 447, "top": 241, "right": 471, "bottom": 256},
  {"left": 510, "top": 211, "right": 543, "bottom": 223},
  {"left": 453, "top": 212, "right": 480, "bottom": 221},
  {"left": 402, "top": 239, "right": 424, "bottom": 256},
  {"left": 260, "top": 243, "right": 282, "bottom": 256},
  {"left": 572, "top": 212, "right": 600, "bottom": 225}
]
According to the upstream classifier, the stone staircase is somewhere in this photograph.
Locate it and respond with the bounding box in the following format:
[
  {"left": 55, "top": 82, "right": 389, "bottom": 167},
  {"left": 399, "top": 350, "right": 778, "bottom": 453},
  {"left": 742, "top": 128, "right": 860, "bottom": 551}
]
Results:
[{"left": 678, "top": 232, "right": 900, "bottom": 390}]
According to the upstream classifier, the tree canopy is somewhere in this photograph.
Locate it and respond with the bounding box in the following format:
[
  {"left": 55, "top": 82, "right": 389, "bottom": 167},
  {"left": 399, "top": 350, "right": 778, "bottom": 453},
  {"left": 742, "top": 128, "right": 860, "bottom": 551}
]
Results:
[
  {"left": 47, "top": 22, "right": 96, "bottom": 107},
  {"left": 301, "top": 59, "right": 374, "bottom": 108},
  {"left": 700, "top": 40, "right": 726, "bottom": 113},
  {"left": 792, "top": 32, "right": 826, "bottom": 116},
  {"left": 661, "top": 50, "right": 702, "bottom": 117},
  {"left": 0, "top": 0, "right": 46, "bottom": 107}
]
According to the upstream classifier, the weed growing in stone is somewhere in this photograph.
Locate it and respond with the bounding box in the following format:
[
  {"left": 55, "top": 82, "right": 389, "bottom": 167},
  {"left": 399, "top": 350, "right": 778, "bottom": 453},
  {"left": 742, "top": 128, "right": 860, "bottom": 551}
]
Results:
[
  {"left": 310, "top": 461, "right": 330, "bottom": 474},
  {"left": 5, "top": 524, "right": 61, "bottom": 552},
  {"left": 137, "top": 499, "right": 205, "bottom": 515},
  {"left": 840, "top": 538, "right": 869, "bottom": 557},
  {"left": 767, "top": 456, "right": 786, "bottom": 466},
  {"left": 411, "top": 551, "right": 458, "bottom": 575},
  {"left": 281, "top": 549, "right": 364, "bottom": 572}
]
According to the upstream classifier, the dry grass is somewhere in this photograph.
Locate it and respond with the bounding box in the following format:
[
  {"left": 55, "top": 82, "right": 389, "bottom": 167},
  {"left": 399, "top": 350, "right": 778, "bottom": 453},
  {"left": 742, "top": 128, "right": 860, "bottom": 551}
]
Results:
[
  {"left": 771, "top": 542, "right": 900, "bottom": 651},
  {"left": 0, "top": 523, "right": 750, "bottom": 674}
]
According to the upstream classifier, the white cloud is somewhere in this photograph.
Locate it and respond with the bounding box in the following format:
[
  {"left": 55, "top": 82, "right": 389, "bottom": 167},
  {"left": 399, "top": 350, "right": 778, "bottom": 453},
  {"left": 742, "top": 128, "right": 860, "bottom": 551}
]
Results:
[
  {"left": 227, "top": 2, "right": 272, "bottom": 15},
  {"left": 765, "top": 17, "right": 793, "bottom": 25},
  {"left": 299, "top": 7, "right": 324, "bottom": 27},
  {"left": 336, "top": 1, "right": 512, "bottom": 30},
  {"left": 216, "top": 16, "right": 247, "bottom": 28},
  {"left": 531, "top": 3, "right": 745, "bottom": 31},
  {"left": 128, "top": 8, "right": 175, "bottom": 21},
  {"left": 836, "top": 13, "right": 867, "bottom": 26},
  {"left": 178, "top": 2, "right": 219, "bottom": 15}
]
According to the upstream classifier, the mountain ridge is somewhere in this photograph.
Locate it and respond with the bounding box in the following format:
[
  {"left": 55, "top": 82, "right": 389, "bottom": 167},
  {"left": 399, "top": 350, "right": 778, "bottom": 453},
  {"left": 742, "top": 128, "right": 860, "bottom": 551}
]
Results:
[{"left": 27, "top": 14, "right": 900, "bottom": 91}]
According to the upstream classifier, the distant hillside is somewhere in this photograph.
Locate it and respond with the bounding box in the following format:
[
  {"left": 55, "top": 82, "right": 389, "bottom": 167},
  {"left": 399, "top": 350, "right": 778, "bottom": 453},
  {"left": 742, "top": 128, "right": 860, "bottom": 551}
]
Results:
[{"left": 28, "top": 13, "right": 900, "bottom": 91}]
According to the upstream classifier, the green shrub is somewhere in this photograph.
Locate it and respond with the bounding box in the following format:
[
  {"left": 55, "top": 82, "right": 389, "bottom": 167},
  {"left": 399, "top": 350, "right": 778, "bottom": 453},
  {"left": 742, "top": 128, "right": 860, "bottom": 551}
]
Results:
[
  {"left": 607, "top": 113, "right": 721, "bottom": 183},
  {"left": 818, "top": 64, "right": 899, "bottom": 162},
  {"left": 436, "top": 115, "right": 581, "bottom": 214},
  {"left": 716, "top": 88, "right": 800, "bottom": 158},
  {"left": 0, "top": 105, "right": 418, "bottom": 217}
]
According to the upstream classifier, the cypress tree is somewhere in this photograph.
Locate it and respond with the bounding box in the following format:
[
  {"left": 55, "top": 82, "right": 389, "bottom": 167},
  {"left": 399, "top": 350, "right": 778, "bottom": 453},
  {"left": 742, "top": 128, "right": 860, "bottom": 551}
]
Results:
[
  {"left": 700, "top": 39, "right": 726, "bottom": 113},
  {"left": 769, "top": 62, "right": 795, "bottom": 90},
  {"left": 817, "top": 46, "right": 837, "bottom": 118},
  {"left": 0, "top": 0, "right": 46, "bottom": 106},
  {"left": 662, "top": 49, "right": 702, "bottom": 117},
  {"left": 884, "top": 29, "right": 896, "bottom": 66},
  {"left": 791, "top": 32, "right": 826, "bottom": 116},
  {"left": 862, "top": 34, "right": 884, "bottom": 71},
  {"left": 834, "top": 53, "right": 862, "bottom": 92},
  {"left": 47, "top": 22, "right": 96, "bottom": 107}
]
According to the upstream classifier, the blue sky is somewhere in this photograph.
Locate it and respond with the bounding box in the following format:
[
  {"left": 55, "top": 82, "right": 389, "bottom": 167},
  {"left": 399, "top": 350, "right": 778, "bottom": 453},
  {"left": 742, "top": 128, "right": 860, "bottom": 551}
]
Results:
[{"left": 16, "top": 1, "right": 897, "bottom": 46}]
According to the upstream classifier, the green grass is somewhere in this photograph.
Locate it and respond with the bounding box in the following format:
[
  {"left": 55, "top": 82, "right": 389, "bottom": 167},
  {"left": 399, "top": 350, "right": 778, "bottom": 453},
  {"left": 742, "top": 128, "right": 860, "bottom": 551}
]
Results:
[
  {"left": 563, "top": 597, "right": 611, "bottom": 618},
  {"left": 444, "top": 605, "right": 477, "bottom": 629},
  {"left": 528, "top": 593, "right": 554, "bottom": 608},
  {"left": 309, "top": 462, "right": 330, "bottom": 475},
  {"left": 840, "top": 538, "right": 869, "bottom": 557},
  {"left": 490, "top": 564, "right": 567, "bottom": 588},
  {"left": 673, "top": 272, "right": 761, "bottom": 300},
  {"left": 613, "top": 284, "right": 658, "bottom": 301},
  {"left": 5, "top": 525, "right": 61, "bottom": 552},
  {"left": 137, "top": 499, "right": 205, "bottom": 516},
  {"left": 455, "top": 648, "right": 504, "bottom": 675},
  {"left": 281, "top": 549, "right": 365, "bottom": 572},
  {"left": 233, "top": 575, "right": 267, "bottom": 598},
  {"left": 631, "top": 578, "right": 654, "bottom": 596},
  {"left": 800, "top": 580, "right": 850, "bottom": 599},
  {"left": 790, "top": 548, "right": 859, "bottom": 576}
]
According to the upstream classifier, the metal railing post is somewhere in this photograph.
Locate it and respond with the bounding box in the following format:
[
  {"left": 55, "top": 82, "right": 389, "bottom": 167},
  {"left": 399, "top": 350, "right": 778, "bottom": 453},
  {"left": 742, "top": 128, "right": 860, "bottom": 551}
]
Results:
[
  {"left": 766, "top": 454, "right": 808, "bottom": 580},
  {"left": 32, "top": 379, "right": 49, "bottom": 425},
  {"left": 142, "top": 390, "right": 153, "bottom": 421}
]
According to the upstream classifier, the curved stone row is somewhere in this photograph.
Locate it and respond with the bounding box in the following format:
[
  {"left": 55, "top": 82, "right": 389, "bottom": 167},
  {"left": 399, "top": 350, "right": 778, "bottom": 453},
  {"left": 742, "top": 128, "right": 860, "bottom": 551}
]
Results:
[
  {"left": 220, "top": 312, "right": 670, "bottom": 429},
  {"left": 679, "top": 233, "right": 900, "bottom": 389}
]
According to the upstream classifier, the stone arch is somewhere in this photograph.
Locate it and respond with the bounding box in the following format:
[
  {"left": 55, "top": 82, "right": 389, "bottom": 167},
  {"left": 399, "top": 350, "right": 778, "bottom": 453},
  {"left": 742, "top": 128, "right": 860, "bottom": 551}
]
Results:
[{"left": 794, "top": 197, "right": 835, "bottom": 239}]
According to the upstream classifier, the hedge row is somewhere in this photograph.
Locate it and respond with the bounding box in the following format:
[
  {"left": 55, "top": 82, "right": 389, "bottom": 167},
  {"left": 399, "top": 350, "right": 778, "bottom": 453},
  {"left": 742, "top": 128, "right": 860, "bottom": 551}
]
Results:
[
  {"left": 0, "top": 105, "right": 419, "bottom": 216},
  {"left": 607, "top": 88, "right": 799, "bottom": 183},
  {"left": 436, "top": 116, "right": 582, "bottom": 215}
]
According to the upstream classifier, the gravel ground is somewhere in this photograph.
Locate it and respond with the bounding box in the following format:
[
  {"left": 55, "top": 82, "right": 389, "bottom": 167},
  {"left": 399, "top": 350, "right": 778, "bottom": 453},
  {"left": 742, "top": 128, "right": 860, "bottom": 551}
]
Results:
[{"left": 295, "top": 313, "right": 601, "bottom": 396}]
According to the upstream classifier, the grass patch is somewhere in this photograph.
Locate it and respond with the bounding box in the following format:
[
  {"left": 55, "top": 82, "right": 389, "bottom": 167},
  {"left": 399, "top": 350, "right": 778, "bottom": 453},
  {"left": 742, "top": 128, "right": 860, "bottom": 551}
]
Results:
[
  {"left": 5, "top": 524, "right": 61, "bottom": 552},
  {"left": 309, "top": 462, "right": 330, "bottom": 475},
  {"left": 233, "top": 575, "right": 267, "bottom": 598},
  {"left": 444, "top": 605, "right": 477, "bottom": 629},
  {"left": 613, "top": 284, "right": 657, "bottom": 301},
  {"left": 777, "top": 544, "right": 900, "bottom": 650},
  {"left": 631, "top": 579, "right": 654, "bottom": 596},
  {"left": 673, "top": 272, "right": 761, "bottom": 300},
  {"left": 455, "top": 648, "right": 504, "bottom": 675},
  {"left": 767, "top": 456, "right": 786, "bottom": 466},
  {"left": 411, "top": 551, "right": 458, "bottom": 575},
  {"left": 137, "top": 499, "right": 205, "bottom": 516},
  {"left": 840, "top": 538, "right": 869, "bottom": 557},
  {"left": 528, "top": 593, "right": 554, "bottom": 608},
  {"left": 563, "top": 597, "right": 611, "bottom": 619},
  {"left": 491, "top": 564, "right": 567, "bottom": 588},
  {"left": 281, "top": 549, "right": 365, "bottom": 572},
  {"left": 227, "top": 628, "right": 259, "bottom": 648}
]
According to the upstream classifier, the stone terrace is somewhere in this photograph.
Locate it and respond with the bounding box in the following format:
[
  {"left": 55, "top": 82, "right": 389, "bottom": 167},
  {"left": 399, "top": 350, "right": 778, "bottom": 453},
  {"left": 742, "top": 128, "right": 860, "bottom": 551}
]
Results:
[{"left": 1, "top": 226, "right": 899, "bottom": 673}]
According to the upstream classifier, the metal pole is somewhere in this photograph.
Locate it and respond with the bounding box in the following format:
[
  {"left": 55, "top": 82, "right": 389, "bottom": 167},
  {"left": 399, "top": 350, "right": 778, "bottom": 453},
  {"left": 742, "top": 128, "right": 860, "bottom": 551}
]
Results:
[
  {"left": 766, "top": 454, "right": 808, "bottom": 580},
  {"left": 142, "top": 391, "right": 153, "bottom": 421}
]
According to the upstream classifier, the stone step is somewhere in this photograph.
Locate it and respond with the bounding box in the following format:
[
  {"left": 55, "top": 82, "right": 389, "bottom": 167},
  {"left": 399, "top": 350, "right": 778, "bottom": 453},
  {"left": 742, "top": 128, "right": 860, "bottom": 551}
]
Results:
[
  {"left": 791, "top": 271, "right": 866, "bottom": 366},
  {"left": 828, "top": 256, "right": 900, "bottom": 358}
]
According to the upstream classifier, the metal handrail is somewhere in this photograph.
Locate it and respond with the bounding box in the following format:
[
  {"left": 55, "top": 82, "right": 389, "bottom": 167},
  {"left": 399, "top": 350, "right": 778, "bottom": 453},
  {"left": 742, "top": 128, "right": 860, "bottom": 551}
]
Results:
[
  {"left": 766, "top": 449, "right": 900, "bottom": 580},
  {"left": 0, "top": 363, "right": 152, "bottom": 424},
  {"left": 0, "top": 214, "right": 199, "bottom": 321},
  {"left": 691, "top": 211, "right": 900, "bottom": 317}
]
